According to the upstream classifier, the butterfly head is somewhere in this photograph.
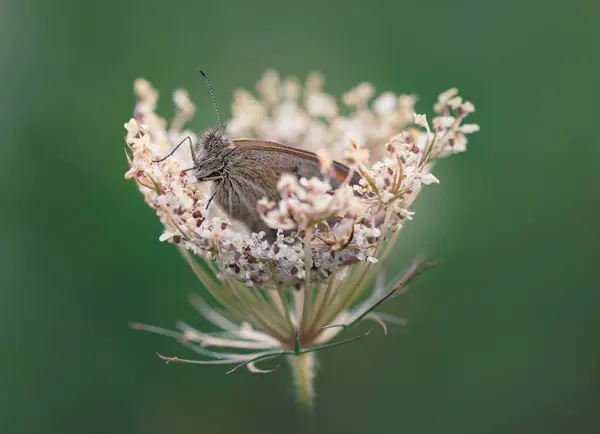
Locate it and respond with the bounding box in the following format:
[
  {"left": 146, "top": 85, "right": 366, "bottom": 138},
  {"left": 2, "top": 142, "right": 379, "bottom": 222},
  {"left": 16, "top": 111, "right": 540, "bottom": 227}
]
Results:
[{"left": 193, "top": 126, "right": 232, "bottom": 181}]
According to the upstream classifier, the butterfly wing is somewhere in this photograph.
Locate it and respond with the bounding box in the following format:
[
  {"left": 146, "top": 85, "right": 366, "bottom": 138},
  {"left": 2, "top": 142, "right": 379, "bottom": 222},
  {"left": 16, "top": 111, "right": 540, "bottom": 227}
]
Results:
[
  {"left": 231, "top": 139, "right": 362, "bottom": 187},
  {"left": 214, "top": 139, "right": 362, "bottom": 241}
]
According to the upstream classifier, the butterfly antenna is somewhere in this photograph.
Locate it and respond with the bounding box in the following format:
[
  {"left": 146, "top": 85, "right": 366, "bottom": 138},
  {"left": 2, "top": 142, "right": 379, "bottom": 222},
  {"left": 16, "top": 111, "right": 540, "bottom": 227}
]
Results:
[{"left": 199, "top": 69, "right": 222, "bottom": 129}]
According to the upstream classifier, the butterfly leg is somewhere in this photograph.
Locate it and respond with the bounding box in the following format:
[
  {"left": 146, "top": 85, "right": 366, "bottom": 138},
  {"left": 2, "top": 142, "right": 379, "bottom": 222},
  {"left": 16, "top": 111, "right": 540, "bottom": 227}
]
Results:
[{"left": 152, "top": 136, "right": 193, "bottom": 163}]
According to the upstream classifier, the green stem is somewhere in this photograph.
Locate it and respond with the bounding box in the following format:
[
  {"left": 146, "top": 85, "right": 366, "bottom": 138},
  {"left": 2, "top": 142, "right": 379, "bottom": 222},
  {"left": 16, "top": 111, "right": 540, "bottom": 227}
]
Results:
[{"left": 288, "top": 353, "right": 316, "bottom": 411}]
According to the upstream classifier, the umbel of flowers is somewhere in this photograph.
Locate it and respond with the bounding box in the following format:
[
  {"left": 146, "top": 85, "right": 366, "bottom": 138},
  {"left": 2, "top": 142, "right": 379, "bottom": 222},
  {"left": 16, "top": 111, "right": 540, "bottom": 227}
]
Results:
[{"left": 125, "top": 70, "right": 479, "bottom": 409}]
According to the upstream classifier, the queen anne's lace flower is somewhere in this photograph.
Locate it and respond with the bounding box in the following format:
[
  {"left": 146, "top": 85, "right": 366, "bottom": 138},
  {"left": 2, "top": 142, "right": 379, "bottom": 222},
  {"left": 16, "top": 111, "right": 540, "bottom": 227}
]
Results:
[{"left": 125, "top": 70, "right": 479, "bottom": 408}]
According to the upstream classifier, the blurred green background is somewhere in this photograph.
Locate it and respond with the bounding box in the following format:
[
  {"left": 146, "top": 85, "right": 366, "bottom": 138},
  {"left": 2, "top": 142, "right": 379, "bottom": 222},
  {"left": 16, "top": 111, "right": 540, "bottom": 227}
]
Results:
[{"left": 2, "top": 0, "right": 598, "bottom": 433}]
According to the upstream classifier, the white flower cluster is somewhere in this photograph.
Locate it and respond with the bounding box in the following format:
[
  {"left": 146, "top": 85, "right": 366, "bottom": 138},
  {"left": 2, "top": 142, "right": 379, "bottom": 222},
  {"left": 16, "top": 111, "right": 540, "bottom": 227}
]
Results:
[
  {"left": 125, "top": 73, "right": 478, "bottom": 288},
  {"left": 258, "top": 175, "right": 363, "bottom": 231},
  {"left": 228, "top": 70, "right": 417, "bottom": 161},
  {"left": 126, "top": 71, "right": 479, "bottom": 401}
]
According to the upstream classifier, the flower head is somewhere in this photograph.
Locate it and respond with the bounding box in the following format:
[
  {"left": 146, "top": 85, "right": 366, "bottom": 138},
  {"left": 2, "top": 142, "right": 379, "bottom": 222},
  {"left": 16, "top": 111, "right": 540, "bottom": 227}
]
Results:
[{"left": 125, "top": 71, "right": 479, "bottom": 408}]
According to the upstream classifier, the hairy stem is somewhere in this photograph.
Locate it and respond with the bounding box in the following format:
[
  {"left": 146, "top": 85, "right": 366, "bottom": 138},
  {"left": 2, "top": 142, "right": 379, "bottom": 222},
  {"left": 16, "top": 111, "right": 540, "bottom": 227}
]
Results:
[{"left": 288, "top": 353, "right": 316, "bottom": 411}]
